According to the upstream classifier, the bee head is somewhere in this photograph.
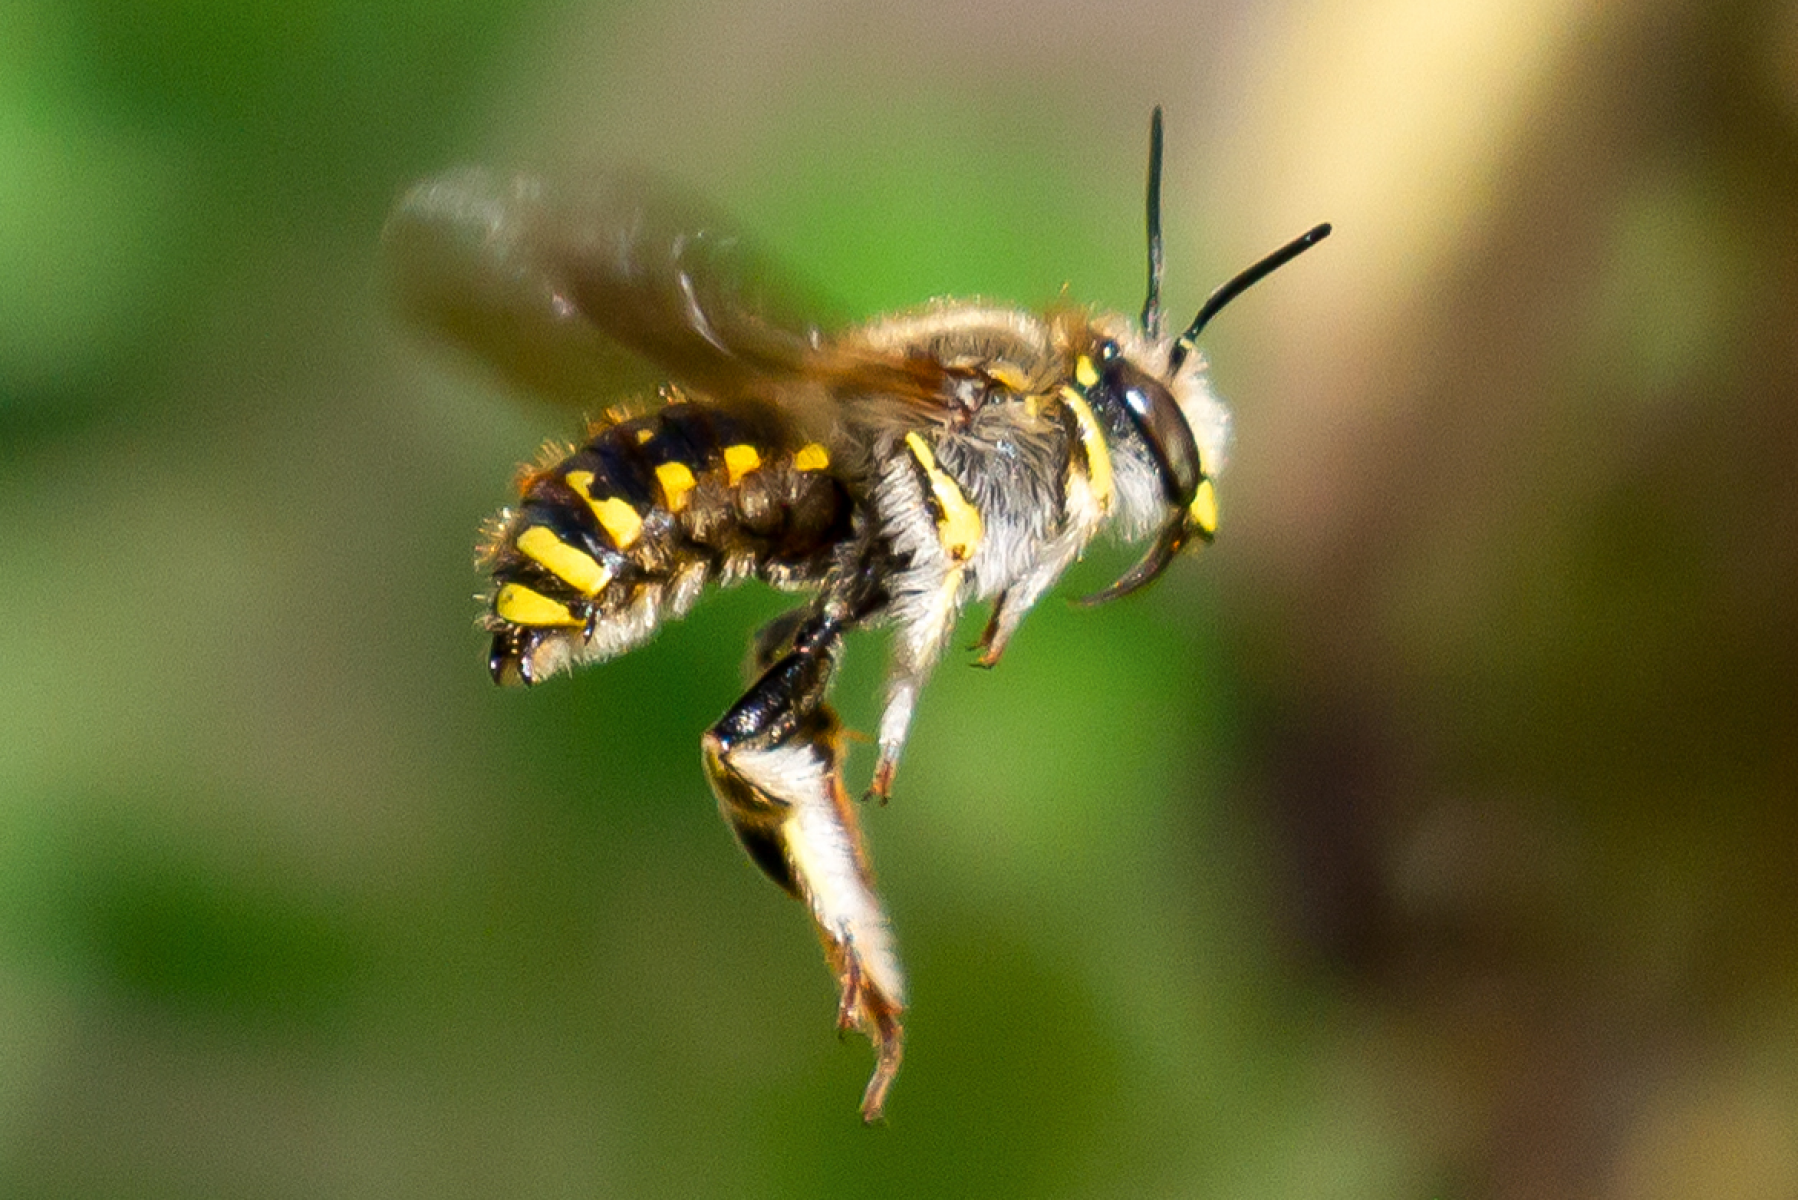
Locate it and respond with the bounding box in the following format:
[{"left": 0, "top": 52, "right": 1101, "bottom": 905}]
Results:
[
  {"left": 1072, "top": 335, "right": 1222, "bottom": 605},
  {"left": 1078, "top": 108, "right": 1329, "bottom": 606}
]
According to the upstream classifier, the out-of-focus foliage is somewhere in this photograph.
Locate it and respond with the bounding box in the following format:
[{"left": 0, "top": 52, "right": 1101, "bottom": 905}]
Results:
[{"left": 1, "top": 0, "right": 1794, "bottom": 1196}]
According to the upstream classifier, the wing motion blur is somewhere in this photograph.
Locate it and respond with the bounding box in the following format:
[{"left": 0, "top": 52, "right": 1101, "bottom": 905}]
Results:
[{"left": 384, "top": 168, "right": 838, "bottom": 408}]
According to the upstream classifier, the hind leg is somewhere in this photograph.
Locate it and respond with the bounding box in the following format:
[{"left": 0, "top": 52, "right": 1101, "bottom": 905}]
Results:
[{"left": 701, "top": 614, "right": 905, "bottom": 1122}]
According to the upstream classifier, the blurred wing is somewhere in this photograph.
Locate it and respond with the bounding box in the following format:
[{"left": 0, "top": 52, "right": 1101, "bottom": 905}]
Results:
[{"left": 383, "top": 168, "right": 840, "bottom": 407}]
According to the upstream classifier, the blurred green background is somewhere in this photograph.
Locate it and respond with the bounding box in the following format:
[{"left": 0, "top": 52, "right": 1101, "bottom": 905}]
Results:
[{"left": 3, "top": 0, "right": 1796, "bottom": 1196}]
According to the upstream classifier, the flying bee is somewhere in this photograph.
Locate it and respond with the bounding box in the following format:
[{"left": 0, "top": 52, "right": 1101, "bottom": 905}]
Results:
[{"left": 386, "top": 109, "right": 1328, "bottom": 1123}]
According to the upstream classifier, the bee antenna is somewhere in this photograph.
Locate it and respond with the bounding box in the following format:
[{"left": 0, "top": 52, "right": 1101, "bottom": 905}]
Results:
[
  {"left": 1171, "top": 223, "right": 1332, "bottom": 369},
  {"left": 1141, "top": 107, "right": 1166, "bottom": 340}
]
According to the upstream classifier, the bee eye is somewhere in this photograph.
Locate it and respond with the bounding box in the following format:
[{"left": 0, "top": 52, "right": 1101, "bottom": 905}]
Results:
[{"left": 1109, "top": 365, "right": 1200, "bottom": 507}]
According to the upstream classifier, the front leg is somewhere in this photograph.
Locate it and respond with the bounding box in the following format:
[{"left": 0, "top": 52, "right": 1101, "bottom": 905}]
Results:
[
  {"left": 870, "top": 431, "right": 984, "bottom": 798},
  {"left": 701, "top": 616, "right": 905, "bottom": 1122}
]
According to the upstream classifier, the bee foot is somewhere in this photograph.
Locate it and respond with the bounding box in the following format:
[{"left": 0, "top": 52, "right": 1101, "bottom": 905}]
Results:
[
  {"left": 831, "top": 945, "right": 903, "bottom": 1125},
  {"left": 835, "top": 950, "right": 863, "bottom": 1035},
  {"left": 867, "top": 757, "right": 896, "bottom": 805}
]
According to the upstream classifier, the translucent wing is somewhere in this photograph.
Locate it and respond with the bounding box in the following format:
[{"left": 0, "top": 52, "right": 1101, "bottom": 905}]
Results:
[{"left": 384, "top": 168, "right": 841, "bottom": 408}]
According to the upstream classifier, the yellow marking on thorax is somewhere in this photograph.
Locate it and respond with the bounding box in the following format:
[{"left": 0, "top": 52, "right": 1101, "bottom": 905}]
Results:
[
  {"left": 495, "top": 582, "right": 582, "bottom": 628},
  {"left": 565, "top": 470, "right": 643, "bottom": 549},
  {"left": 635, "top": 428, "right": 653, "bottom": 444},
  {"left": 792, "top": 443, "right": 830, "bottom": 472},
  {"left": 903, "top": 432, "right": 982, "bottom": 563},
  {"left": 1189, "top": 479, "right": 1219, "bottom": 538},
  {"left": 654, "top": 461, "right": 696, "bottom": 512},
  {"left": 517, "top": 526, "right": 611, "bottom": 595},
  {"left": 723, "top": 444, "right": 762, "bottom": 485},
  {"left": 1059, "top": 387, "right": 1114, "bottom": 513},
  {"left": 986, "top": 363, "right": 1027, "bottom": 393},
  {"left": 1074, "top": 355, "right": 1099, "bottom": 389}
]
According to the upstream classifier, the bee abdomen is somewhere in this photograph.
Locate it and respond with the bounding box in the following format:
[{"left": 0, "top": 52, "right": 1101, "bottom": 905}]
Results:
[{"left": 484, "top": 402, "right": 850, "bottom": 685}]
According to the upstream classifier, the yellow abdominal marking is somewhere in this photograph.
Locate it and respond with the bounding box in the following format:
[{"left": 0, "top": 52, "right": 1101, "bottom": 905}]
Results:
[
  {"left": 517, "top": 525, "right": 611, "bottom": 595},
  {"left": 792, "top": 443, "right": 830, "bottom": 472},
  {"left": 495, "top": 582, "right": 582, "bottom": 628},
  {"left": 723, "top": 444, "right": 762, "bottom": 485},
  {"left": 1060, "top": 390, "right": 1114, "bottom": 512},
  {"left": 565, "top": 470, "right": 643, "bottom": 548},
  {"left": 1074, "top": 355, "right": 1099, "bottom": 389},
  {"left": 1189, "top": 479, "right": 1219, "bottom": 537},
  {"left": 654, "top": 461, "right": 696, "bottom": 512},
  {"left": 591, "top": 497, "right": 643, "bottom": 548},
  {"left": 903, "top": 432, "right": 982, "bottom": 563}
]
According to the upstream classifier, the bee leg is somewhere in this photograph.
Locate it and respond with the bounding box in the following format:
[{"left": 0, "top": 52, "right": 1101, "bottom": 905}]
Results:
[
  {"left": 870, "top": 663, "right": 934, "bottom": 802},
  {"left": 701, "top": 617, "right": 907, "bottom": 1123},
  {"left": 974, "top": 551, "right": 1076, "bottom": 667},
  {"left": 971, "top": 591, "right": 1027, "bottom": 669},
  {"left": 871, "top": 573, "right": 973, "bottom": 798},
  {"left": 870, "top": 432, "right": 986, "bottom": 800},
  {"left": 869, "top": 562, "right": 968, "bottom": 799}
]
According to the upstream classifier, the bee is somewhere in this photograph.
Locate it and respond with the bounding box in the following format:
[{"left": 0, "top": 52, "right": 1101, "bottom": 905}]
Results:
[{"left": 386, "top": 109, "right": 1328, "bottom": 1123}]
